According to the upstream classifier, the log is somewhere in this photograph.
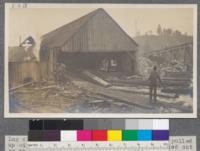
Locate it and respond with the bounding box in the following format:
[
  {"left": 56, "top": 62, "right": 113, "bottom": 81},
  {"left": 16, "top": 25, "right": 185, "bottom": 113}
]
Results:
[
  {"left": 126, "top": 75, "right": 143, "bottom": 80},
  {"left": 109, "top": 86, "right": 177, "bottom": 98},
  {"left": 9, "top": 81, "right": 35, "bottom": 91},
  {"left": 166, "top": 71, "right": 192, "bottom": 74},
  {"left": 40, "top": 85, "right": 59, "bottom": 90},
  {"left": 110, "top": 79, "right": 148, "bottom": 86},
  {"left": 162, "top": 77, "right": 191, "bottom": 81},
  {"left": 165, "top": 71, "right": 192, "bottom": 78},
  {"left": 162, "top": 81, "right": 191, "bottom": 87},
  {"left": 97, "top": 93, "right": 153, "bottom": 110},
  {"left": 161, "top": 87, "right": 192, "bottom": 94},
  {"left": 82, "top": 70, "right": 110, "bottom": 87},
  {"left": 110, "top": 79, "right": 190, "bottom": 87}
]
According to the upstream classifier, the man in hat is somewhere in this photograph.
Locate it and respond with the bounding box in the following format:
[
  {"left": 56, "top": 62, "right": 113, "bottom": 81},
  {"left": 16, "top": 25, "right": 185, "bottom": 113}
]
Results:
[{"left": 148, "top": 66, "right": 163, "bottom": 103}]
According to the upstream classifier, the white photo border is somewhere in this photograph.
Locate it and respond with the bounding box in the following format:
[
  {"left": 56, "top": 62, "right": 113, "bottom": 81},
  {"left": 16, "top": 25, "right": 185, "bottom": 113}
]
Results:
[{"left": 4, "top": 3, "right": 198, "bottom": 118}]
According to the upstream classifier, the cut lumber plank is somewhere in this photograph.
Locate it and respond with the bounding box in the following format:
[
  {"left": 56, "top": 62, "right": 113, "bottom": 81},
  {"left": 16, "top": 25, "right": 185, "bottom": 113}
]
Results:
[{"left": 82, "top": 70, "right": 110, "bottom": 87}]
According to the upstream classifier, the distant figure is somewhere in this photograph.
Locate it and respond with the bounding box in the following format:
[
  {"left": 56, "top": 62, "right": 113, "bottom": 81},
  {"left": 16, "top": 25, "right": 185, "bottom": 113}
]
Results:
[{"left": 148, "top": 66, "right": 163, "bottom": 103}]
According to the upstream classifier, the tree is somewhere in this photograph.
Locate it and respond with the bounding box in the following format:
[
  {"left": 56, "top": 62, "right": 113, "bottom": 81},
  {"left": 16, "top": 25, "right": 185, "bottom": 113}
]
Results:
[
  {"left": 162, "top": 28, "right": 173, "bottom": 36},
  {"left": 166, "top": 28, "right": 172, "bottom": 35},
  {"left": 157, "top": 24, "right": 162, "bottom": 35},
  {"left": 173, "top": 30, "right": 182, "bottom": 36}
]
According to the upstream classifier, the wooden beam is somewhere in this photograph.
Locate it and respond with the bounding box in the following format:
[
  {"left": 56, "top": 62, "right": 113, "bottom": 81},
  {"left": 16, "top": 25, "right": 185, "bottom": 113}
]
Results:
[
  {"left": 9, "top": 81, "right": 35, "bottom": 91},
  {"left": 82, "top": 70, "right": 110, "bottom": 87}
]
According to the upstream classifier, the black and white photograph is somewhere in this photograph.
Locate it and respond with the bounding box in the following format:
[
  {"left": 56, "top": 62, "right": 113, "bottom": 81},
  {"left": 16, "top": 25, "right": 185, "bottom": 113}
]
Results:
[{"left": 4, "top": 4, "right": 197, "bottom": 118}]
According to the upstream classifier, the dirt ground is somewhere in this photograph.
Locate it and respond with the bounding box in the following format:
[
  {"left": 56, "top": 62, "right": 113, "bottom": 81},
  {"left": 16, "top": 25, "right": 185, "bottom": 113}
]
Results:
[{"left": 9, "top": 76, "right": 193, "bottom": 114}]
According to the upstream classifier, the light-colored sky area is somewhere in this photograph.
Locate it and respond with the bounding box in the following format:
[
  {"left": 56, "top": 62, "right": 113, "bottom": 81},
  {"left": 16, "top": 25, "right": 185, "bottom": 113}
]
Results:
[{"left": 8, "top": 7, "right": 194, "bottom": 46}]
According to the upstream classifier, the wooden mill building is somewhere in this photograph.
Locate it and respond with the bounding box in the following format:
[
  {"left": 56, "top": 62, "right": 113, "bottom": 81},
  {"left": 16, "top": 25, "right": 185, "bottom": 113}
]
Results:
[{"left": 40, "top": 8, "right": 138, "bottom": 77}]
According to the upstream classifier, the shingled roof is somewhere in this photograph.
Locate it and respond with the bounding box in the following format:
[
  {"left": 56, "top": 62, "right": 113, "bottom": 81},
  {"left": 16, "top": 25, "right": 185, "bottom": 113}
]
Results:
[{"left": 41, "top": 8, "right": 138, "bottom": 52}]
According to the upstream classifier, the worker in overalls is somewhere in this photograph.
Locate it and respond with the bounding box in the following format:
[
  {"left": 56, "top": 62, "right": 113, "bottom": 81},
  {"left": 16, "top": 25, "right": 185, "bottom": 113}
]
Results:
[{"left": 148, "top": 66, "right": 163, "bottom": 103}]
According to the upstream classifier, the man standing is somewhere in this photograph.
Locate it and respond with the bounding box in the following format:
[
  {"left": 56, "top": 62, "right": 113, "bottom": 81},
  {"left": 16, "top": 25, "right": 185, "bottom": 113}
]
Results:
[{"left": 148, "top": 66, "right": 163, "bottom": 103}]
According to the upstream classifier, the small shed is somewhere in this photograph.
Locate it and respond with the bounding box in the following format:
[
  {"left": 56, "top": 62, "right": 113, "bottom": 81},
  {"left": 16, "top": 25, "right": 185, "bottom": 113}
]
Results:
[
  {"left": 9, "top": 46, "right": 40, "bottom": 88},
  {"left": 40, "top": 8, "right": 138, "bottom": 77}
]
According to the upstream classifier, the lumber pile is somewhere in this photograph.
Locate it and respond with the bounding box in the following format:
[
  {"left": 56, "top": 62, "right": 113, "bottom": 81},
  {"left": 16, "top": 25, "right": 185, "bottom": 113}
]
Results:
[
  {"left": 165, "top": 71, "right": 192, "bottom": 79},
  {"left": 161, "top": 71, "right": 192, "bottom": 94}
]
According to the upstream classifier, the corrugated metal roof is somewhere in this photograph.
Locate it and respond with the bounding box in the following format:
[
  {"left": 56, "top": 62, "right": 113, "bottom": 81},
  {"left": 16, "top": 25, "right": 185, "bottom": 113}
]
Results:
[{"left": 41, "top": 8, "right": 138, "bottom": 52}]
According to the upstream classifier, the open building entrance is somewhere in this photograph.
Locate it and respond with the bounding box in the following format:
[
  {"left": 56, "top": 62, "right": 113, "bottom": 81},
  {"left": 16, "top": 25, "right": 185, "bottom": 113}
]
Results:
[{"left": 57, "top": 51, "right": 137, "bottom": 75}]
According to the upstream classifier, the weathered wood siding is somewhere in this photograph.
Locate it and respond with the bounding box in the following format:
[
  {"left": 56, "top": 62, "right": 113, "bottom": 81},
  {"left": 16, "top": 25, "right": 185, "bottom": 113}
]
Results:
[
  {"left": 9, "top": 62, "right": 41, "bottom": 88},
  {"left": 40, "top": 48, "right": 59, "bottom": 79},
  {"left": 62, "top": 11, "right": 137, "bottom": 52},
  {"left": 40, "top": 61, "right": 48, "bottom": 80},
  {"left": 86, "top": 11, "right": 136, "bottom": 52},
  {"left": 62, "top": 28, "right": 88, "bottom": 52}
]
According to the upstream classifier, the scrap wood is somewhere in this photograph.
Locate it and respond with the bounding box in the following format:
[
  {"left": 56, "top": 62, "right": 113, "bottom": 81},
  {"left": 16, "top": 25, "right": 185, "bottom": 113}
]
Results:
[{"left": 9, "top": 81, "right": 35, "bottom": 91}]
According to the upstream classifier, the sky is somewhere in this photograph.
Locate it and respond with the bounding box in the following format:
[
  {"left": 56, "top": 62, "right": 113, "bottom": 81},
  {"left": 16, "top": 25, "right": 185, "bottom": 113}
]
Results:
[{"left": 7, "top": 5, "right": 194, "bottom": 46}]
